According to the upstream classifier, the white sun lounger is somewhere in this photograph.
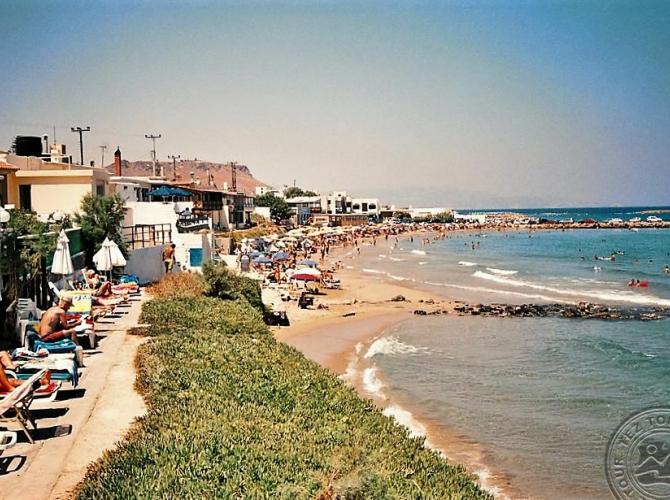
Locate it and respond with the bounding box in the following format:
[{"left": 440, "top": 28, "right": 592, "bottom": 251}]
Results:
[{"left": 0, "top": 369, "right": 47, "bottom": 444}]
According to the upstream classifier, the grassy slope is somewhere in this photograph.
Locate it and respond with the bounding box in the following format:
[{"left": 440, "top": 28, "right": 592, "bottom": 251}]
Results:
[{"left": 76, "top": 297, "right": 490, "bottom": 499}]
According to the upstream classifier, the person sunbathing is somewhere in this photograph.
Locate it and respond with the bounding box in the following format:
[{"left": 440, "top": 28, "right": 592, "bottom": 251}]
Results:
[
  {"left": 0, "top": 351, "right": 51, "bottom": 391},
  {"left": 38, "top": 296, "right": 82, "bottom": 344},
  {"left": 85, "top": 270, "right": 113, "bottom": 297}
]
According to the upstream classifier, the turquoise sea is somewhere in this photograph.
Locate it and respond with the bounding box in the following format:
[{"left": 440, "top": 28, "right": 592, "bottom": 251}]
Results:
[{"left": 346, "top": 226, "right": 670, "bottom": 499}]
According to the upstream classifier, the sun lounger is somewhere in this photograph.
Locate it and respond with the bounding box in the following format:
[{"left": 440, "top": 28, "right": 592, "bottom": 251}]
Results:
[
  {"left": 0, "top": 370, "right": 48, "bottom": 443},
  {"left": 0, "top": 431, "right": 17, "bottom": 453},
  {"left": 10, "top": 353, "right": 79, "bottom": 387},
  {"left": 26, "top": 331, "right": 85, "bottom": 367}
]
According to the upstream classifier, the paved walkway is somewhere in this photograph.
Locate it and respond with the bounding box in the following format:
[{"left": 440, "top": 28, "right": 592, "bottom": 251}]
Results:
[{"left": 0, "top": 295, "right": 148, "bottom": 499}]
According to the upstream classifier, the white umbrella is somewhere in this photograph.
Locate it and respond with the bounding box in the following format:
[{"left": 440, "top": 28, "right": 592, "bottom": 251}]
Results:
[
  {"left": 93, "top": 238, "right": 114, "bottom": 272},
  {"left": 108, "top": 239, "right": 127, "bottom": 267},
  {"left": 51, "top": 229, "right": 74, "bottom": 276}
]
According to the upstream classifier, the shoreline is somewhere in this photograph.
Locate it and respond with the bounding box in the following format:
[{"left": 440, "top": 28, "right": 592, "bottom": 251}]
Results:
[{"left": 273, "top": 240, "right": 521, "bottom": 498}]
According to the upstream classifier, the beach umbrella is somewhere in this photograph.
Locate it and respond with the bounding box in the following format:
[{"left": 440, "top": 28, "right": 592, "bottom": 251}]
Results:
[
  {"left": 93, "top": 238, "right": 114, "bottom": 272},
  {"left": 51, "top": 229, "right": 74, "bottom": 276},
  {"left": 250, "top": 250, "right": 262, "bottom": 258},
  {"left": 298, "top": 259, "right": 318, "bottom": 268},
  {"left": 254, "top": 256, "right": 272, "bottom": 264},
  {"left": 272, "top": 251, "right": 289, "bottom": 261},
  {"left": 108, "top": 238, "right": 127, "bottom": 267},
  {"left": 292, "top": 268, "right": 321, "bottom": 281}
]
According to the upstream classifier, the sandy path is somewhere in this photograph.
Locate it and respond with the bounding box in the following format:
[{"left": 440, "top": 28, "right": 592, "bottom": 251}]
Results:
[{"left": 1, "top": 296, "right": 148, "bottom": 500}]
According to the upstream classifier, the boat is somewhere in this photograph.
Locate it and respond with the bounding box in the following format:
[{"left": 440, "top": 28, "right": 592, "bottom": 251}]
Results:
[
  {"left": 607, "top": 218, "right": 624, "bottom": 224},
  {"left": 559, "top": 218, "right": 574, "bottom": 224},
  {"left": 629, "top": 217, "right": 641, "bottom": 223},
  {"left": 646, "top": 216, "right": 663, "bottom": 223}
]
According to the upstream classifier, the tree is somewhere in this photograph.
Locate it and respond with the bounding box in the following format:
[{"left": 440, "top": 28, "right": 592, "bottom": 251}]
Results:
[
  {"left": 283, "top": 186, "right": 318, "bottom": 199},
  {"left": 74, "top": 194, "right": 128, "bottom": 265},
  {"left": 254, "top": 193, "right": 291, "bottom": 222}
]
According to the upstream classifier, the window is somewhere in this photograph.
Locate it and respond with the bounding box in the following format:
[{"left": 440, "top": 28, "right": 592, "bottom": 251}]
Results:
[
  {"left": 19, "top": 185, "right": 32, "bottom": 211},
  {"left": 352, "top": 203, "right": 360, "bottom": 210},
  {"left": 362, "top": 203, "right": 368, "bottom": 211},
  {"left": 369, "top": 204, "right": 376, "bottom": 210},
  {"left": 96, "top": 183, "right": 105, "bottom": 196}
]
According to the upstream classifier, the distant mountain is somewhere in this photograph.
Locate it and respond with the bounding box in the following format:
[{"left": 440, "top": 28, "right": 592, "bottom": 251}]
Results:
[{"left": 107, "top": 159, "right": 269, "bottom": 195}]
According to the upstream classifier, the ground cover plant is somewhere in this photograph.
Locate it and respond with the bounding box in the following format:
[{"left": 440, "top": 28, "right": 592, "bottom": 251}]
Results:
[{"left": 76, "top": 274, "right": 490, "bottom": 499}]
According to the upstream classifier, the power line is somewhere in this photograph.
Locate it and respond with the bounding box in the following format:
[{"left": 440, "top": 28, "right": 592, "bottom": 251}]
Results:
[
  {"left": 144, "top": 133, "right": 162, "bottom": 176},
  {"left": 70, "top": 126, "right": 91, "bottom": 165}
]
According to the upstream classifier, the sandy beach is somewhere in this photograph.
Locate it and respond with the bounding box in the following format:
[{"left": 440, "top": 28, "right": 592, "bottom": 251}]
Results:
[{"left": 272, "top": 239, "right": 524, "bottom": 498}]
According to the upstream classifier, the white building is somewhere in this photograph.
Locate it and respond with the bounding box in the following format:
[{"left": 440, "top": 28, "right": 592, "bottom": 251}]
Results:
[
  {"left": 408, "top": 207, "right": 449, "bottom": 220},
  {"left": 255, "top": 185, "right": 282, "bottom": 197},
  {"left": 351, "top": 198, "right": 380, "bottom": 217}
]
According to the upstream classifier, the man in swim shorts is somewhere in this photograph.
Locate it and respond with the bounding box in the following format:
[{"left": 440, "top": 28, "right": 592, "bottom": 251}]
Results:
[{"left": 38, "top": 296, "right": 82, "bottom": 344}]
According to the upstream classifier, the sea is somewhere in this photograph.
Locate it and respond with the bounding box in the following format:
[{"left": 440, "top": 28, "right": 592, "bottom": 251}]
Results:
[{"left": 344, "top": 207, "right": 670, "bottom": 499}]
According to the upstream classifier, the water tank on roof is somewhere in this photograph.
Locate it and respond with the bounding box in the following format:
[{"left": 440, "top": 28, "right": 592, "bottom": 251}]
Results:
[{"left": 13, "top": 136, "right": 44, "bottom": 157}]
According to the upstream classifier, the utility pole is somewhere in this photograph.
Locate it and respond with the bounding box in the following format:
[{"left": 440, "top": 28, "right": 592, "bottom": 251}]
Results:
[
  {"left": 70, "top": 126, "right": 91, "bottom": 165},
  {"left": 144, "top": 133, "right": 162, "bottom": 176},
  {"left": 99, "top": 145, "right": 107, "bottom": 168},
  {"left": 230, "top": 161, "right": 237, "bottom": 192},
  {"left": 168, "top": 154, "right": 181, "bottom": 181}
]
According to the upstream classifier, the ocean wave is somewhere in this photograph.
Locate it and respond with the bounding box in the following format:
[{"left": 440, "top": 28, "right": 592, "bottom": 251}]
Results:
[
  {"left": 423, "top": 280, "right": 573, "bottom": 303},
  {"left": 389, "top": 256, "right": 406, "bottom": 262},
  {"left": 485, "top": 267, "right": 518, "bottom": 276},
  {"left": 365, "top": 336, "right": 429, "bottom": 359},
  {"left": 411, "top": 249, "right": 427, "bottom": 255},
  {"left": 378, "top": 254, "right": 387, "bottom": 259},
  {"left": 458, "top": 261, "right": 478, "bottom": 267},
  {"left": 362, "top": 367, "right": 386, "bottom": 400},
  {"left": 472, "top": 271, "right": 670, "bottom": 306},
  {"left": 389, "top": 274, "right": 407, "bottom": 281},
  {"left": 418, "top": 261, "right": 428, "bottom": 265},
  {"left": 382, "top": 404, "right": 427, "bottom": 439},
  {"left": 362, "top": 268, "right": 385, "bottom": 274}
]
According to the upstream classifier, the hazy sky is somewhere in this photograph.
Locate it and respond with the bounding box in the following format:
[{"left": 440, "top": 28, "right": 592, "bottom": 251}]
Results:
[{"left": 2, "top": 0, "right": 669, "bottom": 208}]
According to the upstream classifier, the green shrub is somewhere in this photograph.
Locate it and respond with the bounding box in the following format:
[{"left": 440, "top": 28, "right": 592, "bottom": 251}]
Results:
[
  {"left": 76, "top": 297, "right": 490, "bottom": 499},
  {"left": 202, "top": 262, "right": 264, "bottom": 312}
]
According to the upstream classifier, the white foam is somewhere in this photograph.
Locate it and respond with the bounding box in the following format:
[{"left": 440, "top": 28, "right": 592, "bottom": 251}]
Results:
[
  {"left": 389, "top": 256, "right": 406, "bottom": 262},
  {"left": 458, "top": 261, "right": 478, "bottom": 267},
  {"left": 365, "top": 337, "right": 428, "bottom": 358},
  {"left": 362, "top": 367, "right": 386, "bottom": 399},
  {"left": 382, "top": 404, "right": 427, "bottom": 439},
  {"left": 389, "top": 274, "right": 407, "bottom": 281},
  {"left": 485, "top": 267, "right": 518, "bottom": 276},
  {"left": 423, "top": 280, "right": 572, "bottom": 303},
  {"left": 418, "top": 261, "right": 428, "bottom": 265},
  {"left": 362, "top": 268, "right": 384, "bottom": 274},
  {"left": 411, "top": 249, "right": 427, "bottom": 255},
  {"left": 472, "top": 271, "right": 670, "bottom": 306},
  {"left": 378, "top": 254, "right": 387, "bottom": 259}
]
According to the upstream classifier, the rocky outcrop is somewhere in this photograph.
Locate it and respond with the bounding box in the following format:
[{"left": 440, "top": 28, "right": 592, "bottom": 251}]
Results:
[{"left": 413, "top": 301, "right": 668, "bottom": 321}]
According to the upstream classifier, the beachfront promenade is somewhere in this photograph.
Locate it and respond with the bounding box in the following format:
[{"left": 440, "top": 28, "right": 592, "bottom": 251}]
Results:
[{"left": 1, "top": 296, "right": 146, "bottom": 499}]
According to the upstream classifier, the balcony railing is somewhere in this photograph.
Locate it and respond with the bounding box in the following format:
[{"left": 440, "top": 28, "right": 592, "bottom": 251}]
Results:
[{"left": 122, "top": 223, "right": 172, "bottom": 250}]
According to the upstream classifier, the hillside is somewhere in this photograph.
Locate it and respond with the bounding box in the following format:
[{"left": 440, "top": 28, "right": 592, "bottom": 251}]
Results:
[{"left": 107, "top": 160, "right": 269, "bottom": 195}]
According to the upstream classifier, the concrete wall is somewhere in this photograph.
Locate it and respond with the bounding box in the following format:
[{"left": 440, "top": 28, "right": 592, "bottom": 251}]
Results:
[
  {"left": 124, "top": 245, "right": 165, "bottom": 284},
  {"left": 124, "top": 201, "right": 213, "bottom": 270},
  {"left": 30, "top": 182, "right": 90, "bottom": 214}
]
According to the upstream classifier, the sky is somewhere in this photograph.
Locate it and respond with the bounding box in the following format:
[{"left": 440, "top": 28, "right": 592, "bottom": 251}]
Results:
[{"left": 2, "top": 0, "right": 669, "bottom": 208}]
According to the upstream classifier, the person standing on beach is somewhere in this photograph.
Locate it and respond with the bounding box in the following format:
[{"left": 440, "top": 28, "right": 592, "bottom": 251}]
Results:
[{"left": 162, "top": 243, "right": 176, "bottom": 273}]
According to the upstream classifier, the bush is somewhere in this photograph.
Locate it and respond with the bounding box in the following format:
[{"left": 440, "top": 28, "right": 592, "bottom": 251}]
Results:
[
  {"left": 75, "top": 297, "right": 490, "bottom": 499},
  {"left": 202, "top": 262, "right": 264, "bottom": 312},
  {"left": 146, "top": 273, "right": 206, "bottom": 300}
]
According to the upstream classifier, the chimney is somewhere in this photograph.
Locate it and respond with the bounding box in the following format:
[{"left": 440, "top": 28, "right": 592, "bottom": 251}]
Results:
[{"left": 114, "top": 146, "right": 122, "bottom": 176}]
